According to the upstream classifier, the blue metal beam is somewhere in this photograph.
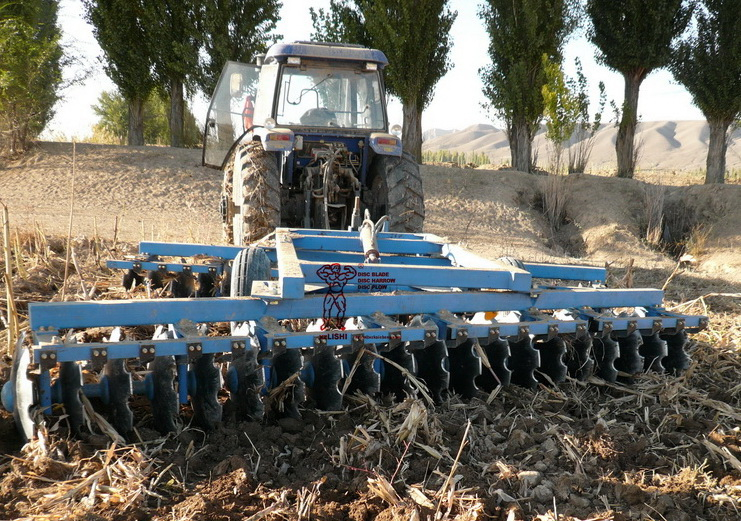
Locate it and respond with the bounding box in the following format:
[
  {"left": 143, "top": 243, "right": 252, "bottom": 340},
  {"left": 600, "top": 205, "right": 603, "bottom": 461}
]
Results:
[
  {"left": 106, "top": 260, "right": 223, "bottom": 275},
  {"left": 299, "top": 260, "right": 532, "bottom": 292},
  {"left": 29, "top": 287, "right": 665, "bottom": 331},
  {"left": 523, "top": 262, "right": 606, "bottom": 283},
  {"left": 139, "top": 241, "right": 244, "bottom": 259}
]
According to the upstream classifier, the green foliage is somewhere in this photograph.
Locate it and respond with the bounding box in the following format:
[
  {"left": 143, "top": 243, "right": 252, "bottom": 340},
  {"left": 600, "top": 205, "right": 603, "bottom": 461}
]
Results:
[
  {"left": 479, "top": 0, "right": 578, "bottom": 172},
  {"left": 83, "top": 0, "right": 155, "bottom": 103},
  {"left": 197, "top": 0, "right": 282, "bottom": 96},
  {"left": 671, "top": 0, "right": 741, "bottom": 122},
  {"left": 588, "top": 0, "right": 694, "bottom": 77},
  {"left": 671, "top": 0, "right": 741, "bottom": 184},
  {"left": 587, "top": 0, "right": 693, "bottom": 178},
  {"left": 0, "top": 0, "right": 63, "bottom": 154},
  {"left": 92, "top": 90, "right": 201, "bottom": 147},
  {"left": 541, "top": 56, "right": 580, "bottom": 146},
  {"left": 422, "top": 149, "right": 492, "bottom": 167}
]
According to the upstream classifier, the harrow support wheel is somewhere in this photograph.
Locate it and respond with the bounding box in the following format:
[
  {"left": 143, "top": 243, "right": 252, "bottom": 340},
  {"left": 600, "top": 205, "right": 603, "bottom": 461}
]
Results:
[
  {"left": 231, "top": 246, "right": 271, "bottom": 297},
  {"left": 368, "top": 152, "right": 424, "bottom": 233},
  {"left": 447, "top": 339, "right": 482, "bottom": 399}
]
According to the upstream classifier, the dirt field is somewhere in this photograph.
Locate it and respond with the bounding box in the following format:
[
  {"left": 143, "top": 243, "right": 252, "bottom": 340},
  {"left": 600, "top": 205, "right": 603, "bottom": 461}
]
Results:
[{"left": 0, "top": 141, "right": 739, "bottom": 520}]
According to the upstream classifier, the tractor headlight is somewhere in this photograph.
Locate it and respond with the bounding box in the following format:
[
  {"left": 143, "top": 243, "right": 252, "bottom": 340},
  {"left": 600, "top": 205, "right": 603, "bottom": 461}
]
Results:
[
  {"left": 264, "top": 118, "right": 276, "bottom": 130},
  {"left": 390, "top": 124, "right": 402, "bottom": 138}
]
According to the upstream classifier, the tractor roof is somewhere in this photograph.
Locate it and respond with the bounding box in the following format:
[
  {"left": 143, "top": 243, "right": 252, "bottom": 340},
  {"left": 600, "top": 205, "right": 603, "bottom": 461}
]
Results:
[{"left": 265, "top": 41, "right": 388, "bottom": 68}]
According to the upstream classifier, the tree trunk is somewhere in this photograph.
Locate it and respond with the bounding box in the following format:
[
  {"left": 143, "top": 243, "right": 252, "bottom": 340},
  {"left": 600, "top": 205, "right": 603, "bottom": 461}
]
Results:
[
  {"left": 616, "top": 70, "right": 646, "bottom": 178},
  {"left": 128, "top": 97, "right": 145, "bottom": 146},
  {"left": 402, "top": 100, "right": 423, "bottom": 163},
  {"left": 169, "top": 78, "right": 184, "bottom": 148},
  {"left": 509, "top": 119, "right": 532, "bottom": 173},
  {"left": 705, "top": 118, "right": 729, "bottom": 184}
]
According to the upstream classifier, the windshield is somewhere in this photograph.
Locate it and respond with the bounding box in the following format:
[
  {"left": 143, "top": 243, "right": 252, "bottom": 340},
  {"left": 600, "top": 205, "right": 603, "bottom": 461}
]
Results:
[{"left": 275, "top": 65, "right": 385, "bottom": 130}]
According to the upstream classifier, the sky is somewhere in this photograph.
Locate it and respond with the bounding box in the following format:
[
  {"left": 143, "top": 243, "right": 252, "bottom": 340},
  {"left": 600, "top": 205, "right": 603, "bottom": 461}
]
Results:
[{"left": 44, "top": 0, "right": 705, "bottom": 140}]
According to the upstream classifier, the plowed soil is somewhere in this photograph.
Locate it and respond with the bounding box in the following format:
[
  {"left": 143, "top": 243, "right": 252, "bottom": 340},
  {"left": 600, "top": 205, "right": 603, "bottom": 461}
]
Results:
[{"left": 0, "top": 141, "right": 739, "bottom": 521}]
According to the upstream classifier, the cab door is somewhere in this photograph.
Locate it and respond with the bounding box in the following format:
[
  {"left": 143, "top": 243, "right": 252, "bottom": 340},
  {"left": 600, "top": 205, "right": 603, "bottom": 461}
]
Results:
[{"left": 202, "top": 61, "right": 260, "bottom": 168}]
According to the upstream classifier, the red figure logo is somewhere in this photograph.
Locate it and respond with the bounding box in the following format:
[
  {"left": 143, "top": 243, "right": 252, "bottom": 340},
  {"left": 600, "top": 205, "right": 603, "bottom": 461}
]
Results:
[{"left": 317, "top": 263, "right": 357, "bottom": 330}]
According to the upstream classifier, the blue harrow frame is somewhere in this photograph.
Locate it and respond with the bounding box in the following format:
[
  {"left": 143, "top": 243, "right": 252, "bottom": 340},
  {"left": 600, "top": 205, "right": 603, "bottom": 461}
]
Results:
[{"left": 3, "top": 228, "right": 708, "bottom": 440}]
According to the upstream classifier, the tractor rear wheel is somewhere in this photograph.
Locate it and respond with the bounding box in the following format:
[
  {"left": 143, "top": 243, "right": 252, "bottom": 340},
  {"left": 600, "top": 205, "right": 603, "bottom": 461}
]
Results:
[
  {"left": 368, "top": 152, "right": 424, "bottom": 233},
  {"left": 221, "top": 141, "right": 280, "bottom": 246}
]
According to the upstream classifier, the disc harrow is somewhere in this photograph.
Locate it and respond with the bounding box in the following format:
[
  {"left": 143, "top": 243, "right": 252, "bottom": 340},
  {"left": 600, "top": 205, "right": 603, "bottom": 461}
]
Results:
[{"left": 2, "top": 228, "right": 708, "bottom": 441}]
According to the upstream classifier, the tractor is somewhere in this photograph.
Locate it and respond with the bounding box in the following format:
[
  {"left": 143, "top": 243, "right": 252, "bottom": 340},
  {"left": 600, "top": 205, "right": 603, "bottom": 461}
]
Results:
[{"left": 202, "top": 41, "right": 424, "bottom": 246}]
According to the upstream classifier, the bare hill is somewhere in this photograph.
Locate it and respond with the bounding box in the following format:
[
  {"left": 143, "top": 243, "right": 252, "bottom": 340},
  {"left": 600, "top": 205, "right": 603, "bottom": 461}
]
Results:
[{"left": 424, "top": 120, "right": 741, "bottom": 173}]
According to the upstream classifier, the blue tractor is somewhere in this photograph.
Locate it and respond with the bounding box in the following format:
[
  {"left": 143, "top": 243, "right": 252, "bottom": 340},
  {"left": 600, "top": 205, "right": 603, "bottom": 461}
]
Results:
[{"left": 203, "top": 41, "right": 424, "bottom": 246}]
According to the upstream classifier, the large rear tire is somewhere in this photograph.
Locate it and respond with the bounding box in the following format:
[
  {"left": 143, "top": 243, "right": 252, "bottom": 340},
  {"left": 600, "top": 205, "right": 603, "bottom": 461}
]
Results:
[
  {"left": 369, "top": 152, "right": 424, "bottom": 233},
  {"left": 221, "top": 141, "right": 280, "bottom": 245}
]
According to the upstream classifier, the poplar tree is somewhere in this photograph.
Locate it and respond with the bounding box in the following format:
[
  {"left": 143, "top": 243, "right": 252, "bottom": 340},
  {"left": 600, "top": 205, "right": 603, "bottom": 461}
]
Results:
[
  {"left": 144, "top": 0, "right": 202, "bottom": 148},
  {"left": 588, "top": 0, "right": 693, "bottom": 178},
  {"left": 84, "top": 0, "right": 156, "bottom": 146},
  {"left": 671, "top": 0, "right": 741, "bottom": 184},
  {"left": 479, "top": 0, "right": 577, "bottom": 173}
]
